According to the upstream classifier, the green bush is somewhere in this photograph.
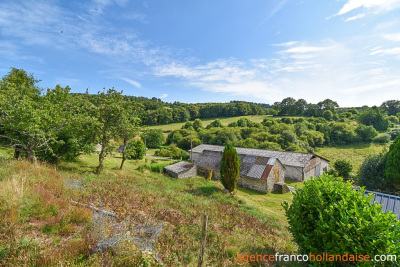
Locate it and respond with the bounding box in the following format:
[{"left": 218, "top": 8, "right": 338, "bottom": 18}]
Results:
[
  {"left": 155, "top": 144, "right": 189, "bottom": 160},
  {"left": 143, "top": 129, "right": 165, "bottom": 148},
  {"left": 220, "top": 143, "right": 240, "bottom": 193},
  {"left": 372, "top": 134, "right": 390, "bottom": 144},
  {"left": 385, "top": 136, "right": 400, "bottom": 190},
  {"left": 137, "top": 162, "right": 173, "bottom": 173},
  {"left": 322, "top": 110, "right": 333, "bottom": 121},
  {"left": 282, "top": 174, "right": 400, "bottom": 256},
  {"left": 125, "top": 140, "right": 146, "bottom": 160},
  {"left": 333, "top": 159, "right": 353, "bottom": 178},
  {"left": 358, "top": 152, "right": 389, "bottom": 191}
]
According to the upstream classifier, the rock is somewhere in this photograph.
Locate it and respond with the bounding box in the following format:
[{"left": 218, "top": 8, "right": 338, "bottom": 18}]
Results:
[
  {"left": 273, "top": 182, "right": 290, "bottom": 194},
  {"left": 222, "top": 188, "right": 230, "bottom": 194}
]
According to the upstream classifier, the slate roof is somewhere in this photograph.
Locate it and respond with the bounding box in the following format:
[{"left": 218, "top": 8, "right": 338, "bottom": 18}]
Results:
[
  {"left": 190, "top": 144, "right": 329, "bottom": 168},
  {"left": 195, "top": 150, "right": 281, "bottom": 180},
  {"left": 164, "top": 161, "right": 195, "bottom": 174},
  {"left": 364, "top": 190, "right": 400, "bottom": 219}
]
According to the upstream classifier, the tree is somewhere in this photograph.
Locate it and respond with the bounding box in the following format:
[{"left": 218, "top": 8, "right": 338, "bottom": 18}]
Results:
[
  {"left": 316, "top": 99, "right": 339, "bottom": 115},
  {"left": 220, "top": 143, "right": 240, "bottom": 193},
  {"left": 143, "top": 129, "right": 165, "bottom": 148},
  {"left": 333, "top": 159, "right": 353, "bottom": 178},
  {"left": 92, "top": 89, "right": 126, "bottom": 174},
  {"left": 283, "top": 175, "right": 400, "bottom": 256},
  {"left": 206, "top": 119, "right": 223, "bottom": 128},
  {"left": 118, "top": 102, "right": 141, "bottom": 170},
  {"left": 355, "top": 124, "right": 378, "bottom": 142},
  {"left": 385, "top": 136, "right": 400, "bottom": 190},
  {"left": 278, "top": 97, "right": 296, "bottom": 116},
  {"left": 0, "top": 69, "right": 71, "bottom": 161},
  {"left": 125, "top": 139, "right": 146, "bottom": 160},
  {"left": 322, "top": 110, "right": 333, "bottom": 121},
  {"left": 192, "top": 118, "right": 203, "bottom": 130},
  {"left": 357, "top": 107, "right": 390, "bottom": 132},
  {"left": 358, "top": 152, "right": 389, "bottom": 192},
  {"left": 380, "top": 100, "right": 400, "bottom": 116}
]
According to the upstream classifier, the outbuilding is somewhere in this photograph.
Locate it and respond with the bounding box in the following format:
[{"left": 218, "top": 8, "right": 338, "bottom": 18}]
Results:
[
  {"left": 190, "top": 144, "right": 329, "bottom": 181},
  {"left": 164, "top": 161, "right": 197, "bottom": 179},
  {"left": 195, "top": 150, "right": 286, "bottom": 193}
]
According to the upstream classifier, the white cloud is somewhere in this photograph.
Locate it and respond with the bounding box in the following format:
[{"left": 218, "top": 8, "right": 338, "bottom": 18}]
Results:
[
  {"left": 335, "top": 0, "right": 400, "bottom": 16},
  {"left": 345, "top": 13, "right": 366, "bottom": 21},
  {"left": 280, "top": 45, "right": 334, "bottom": 54},
  {"left": 121, "top": 78, "right": 141, "bottom": 88},
  {"left": 159, "top": 93, "right": 168, "bottom": 99},
  {"left": 273, "top": 41, "right": 298, "bottom": 47},
  {"left": 340, "top": 79, "right": 400, "bottom": 94},
  {"left": 383, "top": 33, "right": 400, "bottom": 42}
]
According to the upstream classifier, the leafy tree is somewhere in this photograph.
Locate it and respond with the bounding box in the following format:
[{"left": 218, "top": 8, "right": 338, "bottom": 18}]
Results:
[
  {"left": 220, "top": 143, "right": 240, "bottom": 193},
  {"left": 125, "top": 139, "right": 146, "bottom": 160},
  {"left": 358, "top": 152, "right": 389, "bottom": 191},
  {"left": 388, "top": 115, "right": 399, "bottom": 124},
  {"left": 380, "top": 100, "right": 400, "bottom": 116},
  {"left": 293, "top": 98, "right": 308, "bottom": 115},
  {"left": 283, "top": 175, "right": 400, "bottom": 256},
  {"left": 166, "top": 130, "right": 184, "bottom": 145},
  {"left": 385, "top": 136, "right": 400, "bottom": 190},
  {"left": 0, "top": 69, "right": 71, "bottom": 161},
  {"left": 211, "top": 128, "right": 241, "bottom": 145},
  {"left": 155, "top": 143, "right": 189, "bottom": 160},
  {"left": 329, "top": 122, "right": 358, "bottom": 144},
  {"left": 143, "top": 129, "right": 165, "bottom": 148},
  {"left": 278, "top": 97, "right": 296, "bottom": 116},
  {"left": 118, "top": 103, "right": 141, "bottom": 170},
  {"left": 355, "top": 124, "right": 378, "bottom": 142},
  {"left": 192, "top": 118, "right": 203, "bottom": 130},
  {"left": 92, "top": 89, "right": 126, "bottom": 174},
  {"left": 357, "top": 107, "right": 389, "bottom": 131},
  {"left": 322, "top": 110, "right": 333, "bottom": 121},
  {"left": 206, "top": 119, "right": 223, "bottom": 128},
  {"left": 316, "top": 99, "right": 339, "bottom": 115},
  {"left": 333, "top": 159, "right": 353, "bottom": 178}
]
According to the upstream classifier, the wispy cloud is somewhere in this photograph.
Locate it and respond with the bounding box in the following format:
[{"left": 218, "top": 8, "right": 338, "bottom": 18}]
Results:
[
  {"left": 332, "top": 0, "right": 400, "bottom": 18},
  {"left": 121, "top": 78, "right": 141, "bottom": 88},
  {"left": 260, "top": 0, "right": 289, "bottom": 24},
  {"left": 159, "top": 93, "right": 168, "bottom": 99},
  {"left": 383, "top": 33, "right": 400, "bottom": 42},
  {"left": 345, "top": 13, "right": 366, "bottom": 22}
]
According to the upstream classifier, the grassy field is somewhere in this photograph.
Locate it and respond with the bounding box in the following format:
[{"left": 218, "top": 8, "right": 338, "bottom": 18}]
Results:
[
  {"left": 148, "top": 115, "right": 269, "bottom": 132},
  {"left": 0, "top": 151, "right": 300, "bottom": 266},
  {"left": 316, "top": 143, "right": 387, "bottom": 173}
]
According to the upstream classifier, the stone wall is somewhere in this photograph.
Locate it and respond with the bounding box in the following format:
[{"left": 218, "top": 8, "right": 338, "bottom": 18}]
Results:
[
  {"left": 284, "top": 165, "right": 304, "bottom": 181},
  {"left": 238, "top": 177, "right": 268, "bottom": 193},
  {"left": 176, "top": 166, "right": 197, "bottom": 179}
]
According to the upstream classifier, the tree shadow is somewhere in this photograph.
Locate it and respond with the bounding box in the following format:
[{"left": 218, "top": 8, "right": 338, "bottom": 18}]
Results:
[{"left": 186, "top": 186, "right": 222, "bottom": 196}]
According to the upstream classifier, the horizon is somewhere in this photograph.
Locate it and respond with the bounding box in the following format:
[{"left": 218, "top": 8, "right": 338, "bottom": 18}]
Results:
[{"left": 1, "top": 0, "right": 400, "bottom": 106}]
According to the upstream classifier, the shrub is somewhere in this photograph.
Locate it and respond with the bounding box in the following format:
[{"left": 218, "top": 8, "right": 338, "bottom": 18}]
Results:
[
  {"left": 192, "top": 118, "right": 203, "bottom": 130},
  {"left": 155, "top": 144, "right": 189, "bottom": 160},
  {"left": 220, "top": 143, "right": 240, "bottom": 193},
  {"left": 143, "top": 129, "right": 165, "bottom": 148},
  {"left": 333, "top": 159, "right": 353, "bottom": 178},
  {"left": 389, "top": 128, "right": 400, "bottom": 140},
  {"left": 125, "top": 140, "right": 146, "bottom": 160},
  {"left": 388, "top": 115, "right": 399, "bottom": 124},
  {"left": 385, "top": 136, "right": 400, "bottom": 190},
  {"left": 322, "top": 110, "right": 333, "bottom": 121},
  {"left": 355, "top": 124, "right": 378, "bottom": 142},
  {"left": 358, "top": 152, "right": 389, "bottom": 191},
  {"left": 372, "top": 134, "right": 390, "bottom": 144},
  {"left": 282, "top": 174, "right": 400, "bottom": 256}
]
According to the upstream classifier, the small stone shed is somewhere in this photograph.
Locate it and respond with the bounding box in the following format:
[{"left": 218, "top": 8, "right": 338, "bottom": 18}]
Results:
[
  {"left": 190, "top": 144, "right": 329, "bottom": 181},
  {"left": 195, "top": 150, "right": 286, "bottom": 193},
  {"left": 164, "top": 161, "right": 197, "bottom": 179}
]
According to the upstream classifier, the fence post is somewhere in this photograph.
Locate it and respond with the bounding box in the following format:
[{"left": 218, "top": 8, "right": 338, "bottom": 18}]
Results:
[{"left": 198, "top": 213, "right": 208, "bottom": 267}]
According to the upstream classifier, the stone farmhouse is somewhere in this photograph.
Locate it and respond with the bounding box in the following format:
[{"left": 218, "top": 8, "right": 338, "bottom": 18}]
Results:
[
  {"left": 190, "top": 144, "right": 329, "bottom": 181},
  {"left": 195, "top": 149, "right": 285, "bottom": 193}
]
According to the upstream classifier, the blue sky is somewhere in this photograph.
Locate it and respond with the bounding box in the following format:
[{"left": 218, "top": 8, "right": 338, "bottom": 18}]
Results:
[{"left": 1, "top": 0, "right": 400, "bottom": 107}]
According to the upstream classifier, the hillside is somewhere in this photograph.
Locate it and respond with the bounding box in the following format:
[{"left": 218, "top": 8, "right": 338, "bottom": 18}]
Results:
[{"left": 0, "top": 152, "right": 301, "bottom": 266}]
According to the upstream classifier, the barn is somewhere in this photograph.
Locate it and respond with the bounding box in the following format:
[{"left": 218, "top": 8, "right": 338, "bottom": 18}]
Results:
[
  {"left": 190, "top": 144, "right": 329, "bottom": 181},
  {"left": 195, "top": 150, "right": 286, "bottom": 193},
  {"left": 164, "top": 161, "right": 197, "bottom": 179}
]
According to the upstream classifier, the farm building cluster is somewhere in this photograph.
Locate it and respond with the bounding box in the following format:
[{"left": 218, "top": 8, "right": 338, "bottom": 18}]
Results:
[{"left": 164, "top": 144, "right": 330, "bottom": 194}]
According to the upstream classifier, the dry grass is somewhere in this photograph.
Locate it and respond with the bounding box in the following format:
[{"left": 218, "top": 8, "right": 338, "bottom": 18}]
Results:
[{"left": 0, "top": 156, "right": 300, "bottom": 266}]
